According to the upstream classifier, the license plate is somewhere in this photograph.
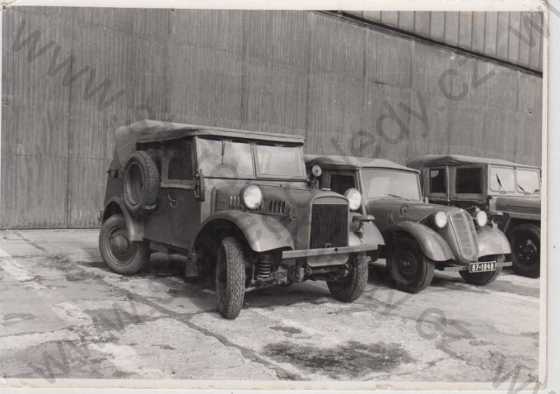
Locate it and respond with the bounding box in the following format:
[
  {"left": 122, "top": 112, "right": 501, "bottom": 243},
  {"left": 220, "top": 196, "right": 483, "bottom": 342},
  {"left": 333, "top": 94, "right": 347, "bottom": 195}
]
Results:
[{"left": 468, "top": 261, "right": 496, "bottom": 273}]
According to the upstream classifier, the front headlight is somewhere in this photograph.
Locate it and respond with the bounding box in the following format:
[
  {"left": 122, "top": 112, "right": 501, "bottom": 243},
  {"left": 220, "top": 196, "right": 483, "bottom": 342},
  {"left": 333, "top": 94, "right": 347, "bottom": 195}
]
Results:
[
  {"left": 475, "top": 210, "right": 488, "bottom": 227},
  {"left": 311, "top": 164, "right": 322, "bottom": 178},
  {"left": 241, "top": 185, "right": 263, "bottom": 210},
  {"left": 345, "top": 188, "right": 362, "bottom": 211},
  {"left": 434, "top": 211, "right": 448, "bottom": 228}
]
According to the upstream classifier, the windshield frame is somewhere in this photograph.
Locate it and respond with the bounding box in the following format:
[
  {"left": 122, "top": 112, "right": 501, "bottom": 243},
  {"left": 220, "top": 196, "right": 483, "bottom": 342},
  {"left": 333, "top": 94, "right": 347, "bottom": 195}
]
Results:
[
  {"left": 488, "top": 165, "right": 516, "bottom": 194},
  {"left": 515, "top": 167, "right": 541, "bottom": 195},
  {"left": 194, "top": 136, "right": 307, "bottom": 181},
  {"left": 359, "top": 167, "right": 423, "bottom": 202},
  {"left": 486, "top": 165, "right": 541, "bottom": 196},
  {"left": 254, "top": 143, "right": 307, "bottom": 181}
]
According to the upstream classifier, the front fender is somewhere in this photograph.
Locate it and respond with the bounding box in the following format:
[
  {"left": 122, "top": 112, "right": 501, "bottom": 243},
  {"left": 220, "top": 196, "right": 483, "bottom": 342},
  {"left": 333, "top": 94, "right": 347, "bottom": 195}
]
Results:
[
  {"left": 102, "top": 197, "right": 144, "bottom": 242},
  {"left": 387, "top": 221, "right": 454, "bottom": 262},
  {"left": 477, "top": 226, "right": 511, "bottom": 257},
  {"left": 349, "top": 221, "right": 385, "bottom": 249},
  {"left": 200, "top": 210, "right": 294, "bottom": 253}
]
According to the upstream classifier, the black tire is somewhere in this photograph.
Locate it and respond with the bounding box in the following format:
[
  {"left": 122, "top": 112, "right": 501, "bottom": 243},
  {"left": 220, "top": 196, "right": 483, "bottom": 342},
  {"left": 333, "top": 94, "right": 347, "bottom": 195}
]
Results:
[
  {"left": 327, "top": 254, "right": 369, "bottom": 302},
  {"left": 123, "top": 151, "right": 160, "bottom": 216},
  {"left": 99, "top": 214, "right": 149, "bottom": 275},
  {"left": 388, "top": 237, "right": 434, "bottom": 293},
  {"left": 510, "top": 224, "right": 540, "bottom": 278},
  {"left": 460, "top": 255, "right": 504, "bottom": 285},
  {"left": 215, "top": 237, "right": 246, "bottom": 319}
]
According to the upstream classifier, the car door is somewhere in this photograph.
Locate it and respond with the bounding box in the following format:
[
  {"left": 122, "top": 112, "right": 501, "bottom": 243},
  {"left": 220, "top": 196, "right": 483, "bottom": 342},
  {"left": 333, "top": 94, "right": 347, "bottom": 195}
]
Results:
[{"left": 144, "top": 138, "right": 200, "bottom": 250}]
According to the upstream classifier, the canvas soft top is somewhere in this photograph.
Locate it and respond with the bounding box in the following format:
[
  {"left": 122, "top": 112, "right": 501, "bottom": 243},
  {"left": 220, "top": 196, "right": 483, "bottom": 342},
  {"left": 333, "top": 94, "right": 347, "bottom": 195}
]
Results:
[
  {"left": 305, "top": 154, "right": 418, "bottom": 173},
  {"left": 114, "top": 119, "right": 305, "bottom": 166},
  {"left": 407, "top": 154, "right": 539, "bottom": 169}
]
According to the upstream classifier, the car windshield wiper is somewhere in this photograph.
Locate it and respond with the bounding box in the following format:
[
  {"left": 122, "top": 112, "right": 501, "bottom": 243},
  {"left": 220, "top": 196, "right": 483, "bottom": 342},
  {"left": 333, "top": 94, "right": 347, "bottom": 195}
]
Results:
[
  {"left": 383, "top": 193, "right": 404, "bottom": 199},
  {"left": 495, "top": 174, "right": 505, "bottom": 191},
  {"left": 517, "top": 183, "right": 529, "bottom": 194}
]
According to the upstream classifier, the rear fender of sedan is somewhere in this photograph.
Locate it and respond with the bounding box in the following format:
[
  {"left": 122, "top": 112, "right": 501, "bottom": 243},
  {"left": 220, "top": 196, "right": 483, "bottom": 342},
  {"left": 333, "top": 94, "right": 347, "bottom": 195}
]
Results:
[
  {"left": 477, "top": 226, "right": 511, "bottom": 257},
  {"left": 385, "top": 221, "right": 454, "bottom": 262}
]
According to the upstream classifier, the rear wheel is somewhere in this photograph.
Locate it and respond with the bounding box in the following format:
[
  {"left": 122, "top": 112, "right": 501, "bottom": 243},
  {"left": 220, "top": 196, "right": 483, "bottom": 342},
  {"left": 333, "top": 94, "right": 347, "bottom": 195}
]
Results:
[
  {"left": 388, "top": 237, "right": 434, "bottom": 293},
  {"left": 327, "top": 254, "right": 369, "bottom": 302},
  {"left": 460, "top": 255, "right": 504, "bottom": 285},
  {"left": 510, "top": 224, "right": 540, "bottom": 278},
  {"left": 215, "top": 237, "right": 246, "bottom": 319},
  {"left": 99, "top": 214, "right": 149, "bottom": 275}
]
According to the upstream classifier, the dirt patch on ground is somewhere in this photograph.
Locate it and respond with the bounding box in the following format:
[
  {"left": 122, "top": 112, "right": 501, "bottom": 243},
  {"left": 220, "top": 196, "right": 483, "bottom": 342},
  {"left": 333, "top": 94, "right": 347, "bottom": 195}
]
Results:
[{"left": 264, "top": 340, "right": 413, "bottom": 378}]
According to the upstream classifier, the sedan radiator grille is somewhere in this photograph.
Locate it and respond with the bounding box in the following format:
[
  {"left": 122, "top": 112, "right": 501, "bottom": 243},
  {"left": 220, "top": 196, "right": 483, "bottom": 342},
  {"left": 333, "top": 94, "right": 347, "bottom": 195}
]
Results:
[
  {"left": 450, "top": 211, "right": 478, "bottom": 261},
  {"left": 310, "top": 204, "right": 348, "bottom": 249}
]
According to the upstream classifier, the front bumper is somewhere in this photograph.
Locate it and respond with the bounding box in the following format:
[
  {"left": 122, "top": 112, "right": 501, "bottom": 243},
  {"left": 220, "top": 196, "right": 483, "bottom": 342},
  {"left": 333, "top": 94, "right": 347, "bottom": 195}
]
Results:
[
  {"left": 281, "top": 243, "right": 376, "bottom": 260},
  {"left": 441, "top": 259, "right": 512, "bottom": 272}
]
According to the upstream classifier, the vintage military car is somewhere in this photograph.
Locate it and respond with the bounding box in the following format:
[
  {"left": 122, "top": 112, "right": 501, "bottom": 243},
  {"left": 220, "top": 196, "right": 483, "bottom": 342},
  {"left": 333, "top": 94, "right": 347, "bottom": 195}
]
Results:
[
  {"left": 305, "top": 155, "right": 511, "bottom": 293},
  {"left": 408, "top": 154, "right": 541, "bottom": 278},
  {"left": 99, "top": 120, "right": 384, "bottom": 319}
]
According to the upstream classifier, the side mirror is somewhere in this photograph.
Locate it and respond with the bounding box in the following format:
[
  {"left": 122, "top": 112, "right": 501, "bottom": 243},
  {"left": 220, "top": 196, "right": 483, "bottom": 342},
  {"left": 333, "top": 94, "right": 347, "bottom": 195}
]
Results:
[{"left": 194, "top": 169, "right": 205, "bottom": 201}]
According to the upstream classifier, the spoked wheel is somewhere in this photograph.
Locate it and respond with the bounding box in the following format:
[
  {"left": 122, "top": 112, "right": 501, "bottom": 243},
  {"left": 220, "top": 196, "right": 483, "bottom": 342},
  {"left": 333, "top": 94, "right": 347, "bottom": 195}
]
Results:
[
  {"left": 99, "top": 214, "right": 149, "bottom": 275},
  {"left": 215, "top": 237, "right": 246, "bottom": 319},
  {"left": 388, "top": 237, "right": 434, "bottom": 293},
  {"left": 327, "top": 253, "right": 369, "bottom": 302},
  {"left": 510, "top": 224, "right": 540, "bottom": 278},
  {"left": 460, "top": 255, "right": 503, "bottom": 285}
]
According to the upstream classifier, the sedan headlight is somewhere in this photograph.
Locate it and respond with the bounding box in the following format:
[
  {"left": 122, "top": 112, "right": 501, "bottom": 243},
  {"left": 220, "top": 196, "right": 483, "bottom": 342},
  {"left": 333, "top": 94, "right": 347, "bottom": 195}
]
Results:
[
  {"left": 434, "top": 211, "right": 448, "bottom": 228},
  {"left": 345, "top": 188, "right": 362, "bottom": 211},
  {"left": 475, "top": 210, "right": 488, "bottom": 227},
  {"left": 241, "top": 185, "right": 263, "bottom": 210}
]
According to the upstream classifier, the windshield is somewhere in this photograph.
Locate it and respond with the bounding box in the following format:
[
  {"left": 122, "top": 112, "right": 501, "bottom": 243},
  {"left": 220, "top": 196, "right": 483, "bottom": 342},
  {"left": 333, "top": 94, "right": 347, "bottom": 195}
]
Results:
[
  {"left": 255, "top": 145, "right": 306, "bottom": 179},
  {"left": 516, "top": 168, "right": 540, "bottom": 194},
  {"left": 197, "top": 138, "right": 255, "bottom": 178},
  {"left": 362, "top": 168, "right": 421, "bottom": 201},
  {"left": 489, "top": 166, "right": 515, "bottom": 193}
]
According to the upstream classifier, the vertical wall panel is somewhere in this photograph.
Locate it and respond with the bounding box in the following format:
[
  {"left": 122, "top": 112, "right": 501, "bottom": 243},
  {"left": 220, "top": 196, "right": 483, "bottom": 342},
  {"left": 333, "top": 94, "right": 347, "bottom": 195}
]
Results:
[{"left": 2, "top": 8, "right": 543, "bottom": 228}]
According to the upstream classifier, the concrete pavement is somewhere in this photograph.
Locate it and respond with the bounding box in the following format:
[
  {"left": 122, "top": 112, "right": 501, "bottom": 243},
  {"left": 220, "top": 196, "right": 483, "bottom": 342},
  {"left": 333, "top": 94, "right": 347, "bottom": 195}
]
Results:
[{"left": 0, "top": 229, "right": 540, "bottom": 386}]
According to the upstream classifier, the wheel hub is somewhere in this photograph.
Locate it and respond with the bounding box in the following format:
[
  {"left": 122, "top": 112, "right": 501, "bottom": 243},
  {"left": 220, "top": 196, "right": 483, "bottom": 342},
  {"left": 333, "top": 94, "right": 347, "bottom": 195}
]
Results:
[{"left": 516, "top": 239, "right": 537, "bottom": 265}]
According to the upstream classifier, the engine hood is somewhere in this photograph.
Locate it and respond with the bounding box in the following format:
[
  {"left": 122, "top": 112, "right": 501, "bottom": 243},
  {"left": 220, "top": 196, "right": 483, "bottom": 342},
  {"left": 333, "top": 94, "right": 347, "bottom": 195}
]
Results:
[
  {"left": 491, "top": 195, "right": 541, "bottom": 220},
  {"left": 365, "top": 198, "right": 460, "bottom": 230}
]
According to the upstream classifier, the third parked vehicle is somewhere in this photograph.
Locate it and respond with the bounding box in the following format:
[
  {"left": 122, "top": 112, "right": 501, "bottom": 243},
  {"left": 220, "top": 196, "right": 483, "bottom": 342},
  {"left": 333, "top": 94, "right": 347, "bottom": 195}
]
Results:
[
  {"left": 408, "top": 154, "right": 541, "bottom": 277},
  {"left": 305, "top": 155, "right": 512, "bottom": 293}
]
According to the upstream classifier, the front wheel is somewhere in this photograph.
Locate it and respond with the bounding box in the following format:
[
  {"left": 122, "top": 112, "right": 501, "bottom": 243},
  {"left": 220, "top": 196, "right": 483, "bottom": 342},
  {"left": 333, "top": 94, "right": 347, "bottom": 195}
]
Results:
[
  {"left": 460, "top": 255, "right": 504, "bottom": 285},
  {"left": 388, "top": 237, "right": 434, "bottom": 293},
  {"left": 99, "top": 214, "right": 149, "bottom": 275},
  {"left": 327, "top": 254, "right": 369, "bottom": 302},
  {"left": 510, "top": 224, "right": 540, "bottom": 278},
  {"left": 215, "top": 237, "right": 247, "bottom": 319}
]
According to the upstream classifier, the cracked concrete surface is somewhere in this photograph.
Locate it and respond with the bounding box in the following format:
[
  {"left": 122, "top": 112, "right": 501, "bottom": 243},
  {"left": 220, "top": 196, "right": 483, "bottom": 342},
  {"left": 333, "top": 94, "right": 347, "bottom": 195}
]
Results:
[{"left": 0, "top": 229, "right": 540, "bottom": 384}]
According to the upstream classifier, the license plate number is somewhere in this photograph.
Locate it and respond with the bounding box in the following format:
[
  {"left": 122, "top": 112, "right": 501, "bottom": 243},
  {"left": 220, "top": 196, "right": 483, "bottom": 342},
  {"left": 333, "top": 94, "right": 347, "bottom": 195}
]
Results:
[{"left": 468, "top": 261, "right": 496, "bottom": 273}]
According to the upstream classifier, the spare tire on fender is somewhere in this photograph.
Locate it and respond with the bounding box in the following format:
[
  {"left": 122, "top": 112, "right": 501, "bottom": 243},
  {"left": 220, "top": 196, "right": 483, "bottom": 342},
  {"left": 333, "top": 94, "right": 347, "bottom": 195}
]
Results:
[{"left": 123, "top": 151, "right": 160, "bottom": 216}]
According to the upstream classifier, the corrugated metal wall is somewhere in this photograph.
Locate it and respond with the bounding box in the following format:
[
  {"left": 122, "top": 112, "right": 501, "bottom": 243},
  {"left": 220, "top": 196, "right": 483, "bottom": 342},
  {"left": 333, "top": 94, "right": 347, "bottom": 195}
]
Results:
[
  {"left": 344, "top": 11, "right": 544, "bottom": 72},
  {"left": 1, "top": 7, "right": 543, "bottom": 228}
]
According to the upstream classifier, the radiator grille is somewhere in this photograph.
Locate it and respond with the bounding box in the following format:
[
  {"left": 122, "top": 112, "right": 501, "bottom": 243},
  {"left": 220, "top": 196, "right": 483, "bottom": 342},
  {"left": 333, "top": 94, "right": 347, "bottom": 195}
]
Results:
[
  {"left": 450, "top": 211, "right": 478, "bottom": 261},
  {"left": 310, "top": 204, "right": 348, "bottom": 249}
]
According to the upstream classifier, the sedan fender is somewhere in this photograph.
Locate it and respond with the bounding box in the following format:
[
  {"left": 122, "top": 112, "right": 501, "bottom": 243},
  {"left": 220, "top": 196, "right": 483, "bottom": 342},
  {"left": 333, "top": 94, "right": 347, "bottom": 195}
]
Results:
[
  {"left": 477, "top": 226, "right": 511, "bottom": 257},
  {"left": 386, "top": 221, "right": 454, "bottom": 262},
  {"left": 348, "top": 218, "right": 385, "bottom": 249},
  {"left": 198, "top": 210, "right": 294, "bottom": 253}
]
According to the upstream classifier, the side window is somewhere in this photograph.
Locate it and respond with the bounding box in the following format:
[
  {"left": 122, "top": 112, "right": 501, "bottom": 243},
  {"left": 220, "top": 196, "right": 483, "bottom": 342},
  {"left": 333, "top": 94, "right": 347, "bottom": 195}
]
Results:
[
  {"left": 165, "top": 140, "right": 193, "bottom": 182},
  {"left": 455, "top": 167, "right": 482, "bottom": 194},
  {"left": 429, "top": 168, "right": 446, "bottom": 194},
  {"left": 330, "top": 174, "right": 356, "bottom": 195}
]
